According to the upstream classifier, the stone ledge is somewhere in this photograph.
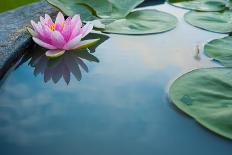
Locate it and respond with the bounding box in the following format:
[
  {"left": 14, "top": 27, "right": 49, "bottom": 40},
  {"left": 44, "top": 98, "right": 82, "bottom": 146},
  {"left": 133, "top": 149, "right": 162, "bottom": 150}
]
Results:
[{"left": 0, "top": 0, "right": 58, "bottom": 79}]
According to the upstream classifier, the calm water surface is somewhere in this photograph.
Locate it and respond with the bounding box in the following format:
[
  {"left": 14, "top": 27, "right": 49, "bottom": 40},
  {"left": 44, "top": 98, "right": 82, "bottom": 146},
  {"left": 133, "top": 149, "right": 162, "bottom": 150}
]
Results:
[{"left": 0, "top": 3, "right": 232, "bottom": 155}]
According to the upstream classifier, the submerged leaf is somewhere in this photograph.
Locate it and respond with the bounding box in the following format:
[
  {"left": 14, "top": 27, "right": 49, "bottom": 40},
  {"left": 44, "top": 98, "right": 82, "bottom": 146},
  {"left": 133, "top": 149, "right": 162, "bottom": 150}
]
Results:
[
  {"left": 184, "top": 10, "right": 232, "bottom": 33},
  {"left": 169, "top": 68, "right": 232, "bottom": 140},
  {"left": 204, "top": 36, "right": 232, "bottom": 66}
]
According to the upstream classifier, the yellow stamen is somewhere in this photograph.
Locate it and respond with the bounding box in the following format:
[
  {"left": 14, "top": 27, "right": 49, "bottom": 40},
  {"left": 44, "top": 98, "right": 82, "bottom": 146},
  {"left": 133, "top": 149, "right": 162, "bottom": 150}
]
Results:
[
  {"left": 62, "top": 22, "right": 65, "bottom": 28},
  {"left": 48, "top": 22, "right": 65, "bottom": 31},
  {"left": 48, "top": 23, "right": 56, "bottom": 31}
]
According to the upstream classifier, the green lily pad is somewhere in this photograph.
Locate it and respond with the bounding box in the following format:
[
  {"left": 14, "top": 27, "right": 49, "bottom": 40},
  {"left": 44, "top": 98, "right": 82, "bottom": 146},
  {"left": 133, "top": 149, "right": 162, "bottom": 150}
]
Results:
[
  {"left": 65, "top": 0, "right": 113, "bottom": 18},
  {"left": 168, "top": 0, "right": 227, "bottom": 12},
  {"left": 95, "top": 9, "right": 178, "bottom": 34},
  {"left": 47, "top": 0, "right": 178, "bottom": 34},
  {"left": 105, "top": 0, "right": 144, "bottom": 18},
  {"left": 229, "top": 0, "right": 232, "bottom": 8},
  {"left": 204, "top": 36, "right": 232, "bottom": 67},
  {"left": 184, "top": 10, "right": 232, "bottom": 33},
  {"left": 169, "top": 68, "right": 232, "bottom": 140},
  {"left": 47, "top": 0, "right": 144, "bottom": 19},
  {"left": 47, "top": 0, "right": 97, "bottom": 21}
]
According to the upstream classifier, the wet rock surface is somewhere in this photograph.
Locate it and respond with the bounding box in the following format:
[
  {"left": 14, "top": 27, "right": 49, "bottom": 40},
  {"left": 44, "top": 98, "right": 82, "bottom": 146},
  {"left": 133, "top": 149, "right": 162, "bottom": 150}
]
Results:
[{"left": 0, "top": 1, "right": 57, "bottom": 78}]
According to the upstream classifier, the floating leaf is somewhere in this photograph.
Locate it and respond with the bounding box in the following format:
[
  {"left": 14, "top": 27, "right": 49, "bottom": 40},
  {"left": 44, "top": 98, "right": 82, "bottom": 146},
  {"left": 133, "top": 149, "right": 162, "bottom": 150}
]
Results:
[
  {"left": 184, "top": 10, "right": 232, "bottom": 33},
  {"left": 229, "top": 0, "right": 232, "bottom": 8},
  {"left": 168, "top": 0, "right": 227, "bottom": 12},
  {"left": 169, "top": 68, "right": 232, "bottom": 139},
  {"left": 204, "top": 36, "right": 232, "bottom": 66},
  {"left": 105, "top": 0, "right": 144, "bottom": 18},
  {"left": 47, "top": 0, "right": 97, "bottom": 21},
  {"left": 95, "top": 9, "right": 178, "bottom": 34},
  {"left": 67, "top": 0, "right": 113, "bottom": 18},
  {"left": 47, "top": 0, "right": 178, "bottom": 34},
  {"left": 47, "top": 0, "right": 144, "bottom": 19}
]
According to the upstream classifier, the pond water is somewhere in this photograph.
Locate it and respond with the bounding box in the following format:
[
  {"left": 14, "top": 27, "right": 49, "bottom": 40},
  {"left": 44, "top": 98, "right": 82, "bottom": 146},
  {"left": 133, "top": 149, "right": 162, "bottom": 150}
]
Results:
[{"left": 0, "top": 2, "right": 232, "bottom": 155}]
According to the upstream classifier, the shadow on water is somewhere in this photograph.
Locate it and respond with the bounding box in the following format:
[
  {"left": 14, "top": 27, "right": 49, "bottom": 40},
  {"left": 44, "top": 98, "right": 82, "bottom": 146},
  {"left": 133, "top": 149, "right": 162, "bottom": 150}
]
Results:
[
  {"left": 15, "top": 32, "right": 109, "bottom": 85},
  {"left": 139, "top": 0, "right": 165, "bottom": 7}
]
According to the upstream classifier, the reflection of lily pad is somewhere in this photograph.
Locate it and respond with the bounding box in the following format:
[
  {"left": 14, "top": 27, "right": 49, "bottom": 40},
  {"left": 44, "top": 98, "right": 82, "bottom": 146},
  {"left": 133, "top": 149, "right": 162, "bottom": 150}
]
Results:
[
  {"left": 47, "top": 0, "right": 178, "bottom": 34},
  {"left": 169, "top": 68, "right": 232, "bottom": 139},
  {"left": 84, "top": 32, "right": 109, "bottom": 52},
  {"left": 72, "top": 49, "right": 100, "bottom": 62},
  {"left": 95, "top": 9, "right": 178, "bottom": 34},
  {"left": 184, "top": 10, "right": 232, "bottom": 33},
  {"left": 204, "top": 36, "right": 232, "bottom": 66},
  {"left": 168, "top": 0, "right": 227, "bottom": 12}
]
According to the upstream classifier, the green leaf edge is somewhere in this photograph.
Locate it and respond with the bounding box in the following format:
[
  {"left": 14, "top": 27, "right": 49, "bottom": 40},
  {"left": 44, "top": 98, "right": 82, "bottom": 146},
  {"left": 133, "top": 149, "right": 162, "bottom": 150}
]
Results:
[
  {"left": 47, "top": 38, "right": 100, "bottom": 59},
  {"left": 168, "top": 67, "right": 232, "bottom": 140},
  {"left": 204, "top": 36, "right": 232, "bottom": 58},
  {"left": 167, "top": 0, "right": 227, "bottom": 12},
  {"left": 102, "top": 9, "right": 178, "bottom": 35},
  {"left": 184, "top": 11, "right": 232, "bottom": 34}
]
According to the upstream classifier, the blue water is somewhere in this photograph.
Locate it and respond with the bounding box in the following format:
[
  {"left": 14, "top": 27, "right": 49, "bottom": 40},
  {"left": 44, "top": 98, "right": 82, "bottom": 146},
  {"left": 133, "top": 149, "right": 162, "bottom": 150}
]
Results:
[{"left": 0, "top": 3, "right": 232, "bottom": 155}]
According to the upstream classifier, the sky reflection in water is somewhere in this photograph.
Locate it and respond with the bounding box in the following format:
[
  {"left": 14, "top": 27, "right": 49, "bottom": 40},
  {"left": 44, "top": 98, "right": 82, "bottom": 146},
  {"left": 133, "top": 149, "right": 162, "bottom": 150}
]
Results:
[{"left": 0, "top": 3, "right": 232, "bottom": 155}]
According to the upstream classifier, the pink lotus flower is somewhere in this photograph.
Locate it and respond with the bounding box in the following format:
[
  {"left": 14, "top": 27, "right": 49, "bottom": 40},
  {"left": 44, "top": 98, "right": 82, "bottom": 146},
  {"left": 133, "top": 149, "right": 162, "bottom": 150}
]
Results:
[{"left": 28, "top": 12, "right": 99, "bottom": 58}]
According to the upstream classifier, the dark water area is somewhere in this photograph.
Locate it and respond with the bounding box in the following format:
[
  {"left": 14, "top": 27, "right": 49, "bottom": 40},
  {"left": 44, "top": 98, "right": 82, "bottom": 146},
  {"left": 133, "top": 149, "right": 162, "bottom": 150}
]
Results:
[
  {"left": 0, "top": 0, "right": 38, "bottom": 13},
  {"left": 139, "top": 0, "right": 166, "bottom": 7},
  {"left": 0, "top": 2, "right": 232, "bottom": 155},
  {"left": 139, "top": 0, "right": 165, "bottom": 7}
]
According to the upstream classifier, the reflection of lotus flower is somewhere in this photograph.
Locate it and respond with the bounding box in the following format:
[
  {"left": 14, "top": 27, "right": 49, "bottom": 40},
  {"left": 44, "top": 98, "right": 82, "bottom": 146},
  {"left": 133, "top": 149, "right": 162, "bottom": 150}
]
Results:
[
  {"left": 17, "top": 32, "right": 109, "bottom": 84},
  {"left": 30, "top": 50, "right": 99, "bottom": 84},
  {"left": 28, "top": 12, "right": 99, "bottom": 58}
]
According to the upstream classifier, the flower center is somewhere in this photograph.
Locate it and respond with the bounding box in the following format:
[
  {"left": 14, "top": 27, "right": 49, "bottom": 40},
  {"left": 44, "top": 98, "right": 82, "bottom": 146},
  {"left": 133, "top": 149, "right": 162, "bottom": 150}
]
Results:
[
  {"left": 48, "top": 24, "right": 55, "bottom": 31},
  {"left": 48, "top": 22, "right": 65, "bottom": 31}
]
